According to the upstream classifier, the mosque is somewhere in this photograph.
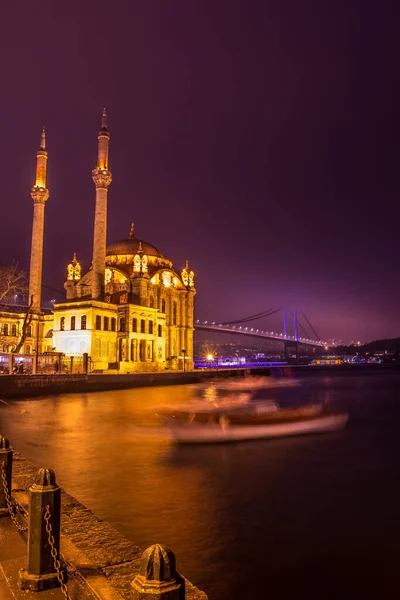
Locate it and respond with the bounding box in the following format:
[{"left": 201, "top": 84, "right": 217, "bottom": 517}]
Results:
[{"left": 0, "top": 111, "right": 196, "bottom": 373}]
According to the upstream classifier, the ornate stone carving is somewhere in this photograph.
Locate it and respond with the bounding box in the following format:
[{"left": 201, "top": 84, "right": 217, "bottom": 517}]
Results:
[
  {"left": 181, "top": 260, "right": 195, "bottom": 288},
  {"left": 30, "top": 185, "right": 49, "bottom": 204},
  {"left": 67, "top": 253, "right": 82, "bottom": 281},
  {"left": 92, "top": 168, "right": 112, "bottom": 189}
]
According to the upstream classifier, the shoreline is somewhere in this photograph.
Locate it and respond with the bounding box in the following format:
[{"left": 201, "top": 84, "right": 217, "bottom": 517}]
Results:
[
  {"left": 0, "top": 449, "right": 208, "bottom": 600},
  {"left": 0, "top": 363, "right": 398, "bottom": 399}
]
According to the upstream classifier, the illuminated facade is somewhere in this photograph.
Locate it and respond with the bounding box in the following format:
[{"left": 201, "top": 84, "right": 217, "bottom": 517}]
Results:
[
  {"left": 0, "top": 112, "right": 196, "bottom": 373},
  {"left": 52, "top": 111, "right": 196, "bottom": 372},
  {"left": 0, "top": 308, "right": 53, "bottom": 355}
]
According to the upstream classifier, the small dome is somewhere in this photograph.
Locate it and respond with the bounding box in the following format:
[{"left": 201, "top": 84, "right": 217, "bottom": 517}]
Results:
[{"left": 106, "top": 237, "right": 164, "bottom": 258}]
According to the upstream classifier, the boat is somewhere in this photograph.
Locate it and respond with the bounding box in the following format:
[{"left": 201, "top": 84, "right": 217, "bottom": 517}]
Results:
[
  {"left": 161, "top": 405, "right": 348, "bottom": 444},
  {"left": 201, "top": 375, "right": 299, "bottom": 392}
]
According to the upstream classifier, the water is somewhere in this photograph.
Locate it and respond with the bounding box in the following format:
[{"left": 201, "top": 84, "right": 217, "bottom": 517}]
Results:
[{"left": 1, "top": 372, "right": 399, "bottom": 599}]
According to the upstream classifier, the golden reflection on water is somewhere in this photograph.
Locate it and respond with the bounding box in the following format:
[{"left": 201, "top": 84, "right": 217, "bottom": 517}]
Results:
[
  {"left": 0, "top": 386, "right": 239, "bottom": 575},
  {"left": 0, "top": 378, "right": 355, "bottom": 600}
]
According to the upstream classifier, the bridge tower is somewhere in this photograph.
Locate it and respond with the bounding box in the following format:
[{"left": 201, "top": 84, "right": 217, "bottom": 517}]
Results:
[{"left": 283, "top": 309, "right": 299, "bottom": 362}]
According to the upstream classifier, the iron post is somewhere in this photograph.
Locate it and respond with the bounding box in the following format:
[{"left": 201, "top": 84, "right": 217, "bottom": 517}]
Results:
[
  {"left": 19, "top": 467, "right": 65, "bottom": 591},
  {"left": 131, "top": 544, "right": 185, "bottom": 600},
  {"left": 0, "top": 437, "right": 12, "bottom": 517}
]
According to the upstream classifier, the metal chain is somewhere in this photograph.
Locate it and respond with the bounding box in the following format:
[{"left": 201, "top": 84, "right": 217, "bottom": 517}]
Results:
[
  {"left": 0, "top": 461, "right": 28, "bottom": 533},
  {"left": 44, "top": 504, "right": 71, "bottom": 600}
]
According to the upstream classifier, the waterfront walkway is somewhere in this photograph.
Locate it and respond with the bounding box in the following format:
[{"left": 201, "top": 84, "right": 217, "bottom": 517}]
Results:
[{"left": 0, "top": 451, "right": 207, "bottom": 600}]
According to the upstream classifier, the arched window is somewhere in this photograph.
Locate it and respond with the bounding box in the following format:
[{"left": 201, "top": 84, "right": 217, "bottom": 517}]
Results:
[
  {"left": 60, "top": 318, "right": 65, "bottom": 332},
  {"left": 132, "top": 318, "right": 137, "bottom": 332},
  {"left": 173, "top": 302, "right": 177, "bottom": 326},
  {"left": 148, "top": 321, "right": 153, "bottom": 335},
  {"left": 3, "top": 324, "right": 9, "bottom": 336},
  {"left": 149, "top": 296, "right": 154, "bottom": 308},
  {"left": 95, "top": 315, "right": 101, "bottom": 330},
  {"left": 161, "top": 299, "right": 166, "bottom": 313},
  {"left": 104, "top": 316, "right": 109, "bottom": 331},
  {"left": 25, "top": 345, "right": 31, "bottom": 355},
  {"left": 11, "top": 324, "right": 17, "bottom": 337},
  {"left": 111, "top": 317, "right": 116, "bottom": 332},
  {"left": 81, "top": 315, "right": 86, "bottom": 330},
  {"left": 70, "top": 316, "right": 75, "bottom": 330},
  {"left": 140, "top": 319, "right": 146, "bottom": 334},
  {"left": 158, "top": 324, "right": 162, "bottom": 337},
  {"left": 119, "top": 317, "right": 126, "bottom": 332},
  {"left": 26, "top": 325, "right": 32, "bottom": 337}
]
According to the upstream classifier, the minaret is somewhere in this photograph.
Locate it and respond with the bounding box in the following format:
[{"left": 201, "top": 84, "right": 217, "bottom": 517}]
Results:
[
  {"left": 28, "top": 127, "right": 49, "bottom": 310},
  {"left": 91, "top": 108, "right": 112, "bottom": 299}
]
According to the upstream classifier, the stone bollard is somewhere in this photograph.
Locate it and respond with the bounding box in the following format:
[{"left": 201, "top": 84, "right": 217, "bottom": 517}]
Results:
[
  {"left": 0, "top": 437, "right": 13, "bottom": 517},
  {"left": 131, "top": 544, "right": 185, "bottom": 600},
  {"left": 19, "top": 468, "right": 66, "bottom": 591}
]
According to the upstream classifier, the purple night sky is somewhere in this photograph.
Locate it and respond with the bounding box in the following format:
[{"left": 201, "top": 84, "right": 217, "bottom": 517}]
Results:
[{"left": 1, "top": 0, "right": 399, "bottom": 343}]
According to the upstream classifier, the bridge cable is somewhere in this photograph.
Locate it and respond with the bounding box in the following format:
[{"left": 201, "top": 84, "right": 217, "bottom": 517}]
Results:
[
  {"left": 220, "top": 306, "right": 284, "bottom": 326},
  {"left": 296, "top": 318, "right": 310, "bottom": 339},
  {"left": 300, "top": 311, "right": 321, "bottom": 341},
  {"left": 220, "top": 308, "right": 276, "bottom": 325}
]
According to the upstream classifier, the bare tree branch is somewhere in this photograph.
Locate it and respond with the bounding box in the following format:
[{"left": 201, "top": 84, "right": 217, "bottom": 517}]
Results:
[{"left": 0, "top": 262, "right": 28, "bottom": 305}]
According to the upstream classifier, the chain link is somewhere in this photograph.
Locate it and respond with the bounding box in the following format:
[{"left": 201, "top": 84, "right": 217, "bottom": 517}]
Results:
[
  {"left": 0, "top": 461, "right": 28, "bottom": 533},
  {"left": 44, "top": 504, "right": 71, "bottom": 600}
]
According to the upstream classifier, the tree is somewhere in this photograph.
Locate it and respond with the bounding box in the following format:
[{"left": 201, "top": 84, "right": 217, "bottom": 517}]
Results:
[
  {"left": 0, "top": 263, "right": 29, "bottom": 356},
  {"left": 0, "top": 262, "right": 28, "bottom": 305}
]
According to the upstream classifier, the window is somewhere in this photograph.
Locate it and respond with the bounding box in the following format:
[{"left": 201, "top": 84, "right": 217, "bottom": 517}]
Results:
[
  {"left": 3, "top": 324, "right": 9, "bottom": 336},
  {"left": 71, "top": 316, "right": 75, "bottom": 330},
  {"left": 81, "top": 315, "right": 86, "bottom": 330},
  {"left": 119, "top": 317, "right": 126, "bottom": 332},
  {"left": 173, "top": 302, "right": 177, "bottom": 326},
  {"left": 11, "top": 324, "right": 17, "bottom": 337},
  {"left": 132, "top": 318, "right": 137, "bottom": 332},
  {"left": 140, "top": 319, "right": 146, "bottom": 334},
  {"left": 104, "top": 316, "right": 109, "bottom": 331},
  {"left": 148, "top": 321, "right": 153, "bottom": 335},
  {"left": 111, "top": 317, "right": 116, "bottom": 332},
  {"left": 95, "top": 315, "right": 101, "bottom": 330},
  {"left": 149, "top": 296, "right": 154, "bottom": 308},
  {"left": 25, "top": 345, "right": 31, "bottom": 355},
  {"left": 158, "top": 324, "right": 162, "bottom": 337},
  {"left": 60, "top": 317, "right": 65, "bottom": 331},
  {"left": 26, "top": 325, "right": 32, "bottom": 337},
  {"left": 161, "top": 299, "right": 166, "bottom": 313}
]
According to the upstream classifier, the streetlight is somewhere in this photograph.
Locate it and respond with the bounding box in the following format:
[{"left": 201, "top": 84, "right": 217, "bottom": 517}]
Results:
[
  {"left": 182, "top": 348, "right": 187, "bottom": 373},
  {"left": 206, "top": 353, "right": 214, "bottom": 368}
]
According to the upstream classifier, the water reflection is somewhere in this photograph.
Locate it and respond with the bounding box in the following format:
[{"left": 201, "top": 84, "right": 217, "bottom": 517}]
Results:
[{"left": 1, "top": 374, "right": 400, "bottom": 599}]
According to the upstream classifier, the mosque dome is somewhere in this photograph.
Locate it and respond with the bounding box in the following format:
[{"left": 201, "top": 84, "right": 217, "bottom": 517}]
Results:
[{"left": 106, "top": 224, "right": 164, "bottom": 258}]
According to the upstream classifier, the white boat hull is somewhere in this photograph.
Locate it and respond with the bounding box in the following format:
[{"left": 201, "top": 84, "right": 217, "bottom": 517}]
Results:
[{"left": 166, "top": 413, "right": 349, "bottom": 444}]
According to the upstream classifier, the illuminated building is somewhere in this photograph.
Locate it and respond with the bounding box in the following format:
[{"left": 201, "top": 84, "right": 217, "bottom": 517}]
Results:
[
  {"left": 53, "top": 110, "right": 196, "bottom": 372},
  {"left": 0, "top": 111, "right": 196, "bottom": 372}
]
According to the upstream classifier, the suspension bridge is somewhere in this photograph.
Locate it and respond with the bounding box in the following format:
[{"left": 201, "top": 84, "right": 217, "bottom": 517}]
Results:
[{"left": 195, "top": 308, "right": 327, "bottom": 348}]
